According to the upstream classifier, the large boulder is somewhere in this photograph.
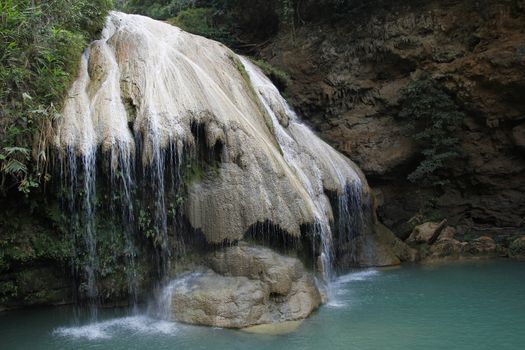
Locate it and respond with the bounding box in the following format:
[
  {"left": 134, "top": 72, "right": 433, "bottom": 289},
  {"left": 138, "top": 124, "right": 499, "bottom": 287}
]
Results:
[
  {"left": 406, "top": 222, "right": 456, "bottom": 244},
  {"left": 206, "top": 244, "right": 304, "bottom": 295},
  {"left": 428, "top": 238, "right": 467, "bottom": 259},
  {"left": 169, "top": 244, "right": 321, "bottom": 328}
]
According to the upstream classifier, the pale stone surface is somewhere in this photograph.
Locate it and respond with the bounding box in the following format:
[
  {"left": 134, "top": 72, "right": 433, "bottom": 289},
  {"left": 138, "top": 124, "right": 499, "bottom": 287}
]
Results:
[
  {"left": 241, "top": 320, "right": 303, "bottom": 335},
  {"left": 206, "top": 244, "right": 303, "bottom": 295},
  {"left": 170, "top": 245, "right": 321, "bottom": 328}
]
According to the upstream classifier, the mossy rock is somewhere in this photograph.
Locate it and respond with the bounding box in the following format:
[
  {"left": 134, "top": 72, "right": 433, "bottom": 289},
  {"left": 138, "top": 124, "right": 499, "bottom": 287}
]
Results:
[
  {"left": 251, "top": 59, "right": 290, "bottom": 93},
  {"left": 0, "top": 266, "right": 70, "bottom": 307},
  {"left": 509, "top": 236, "right": 525, "bottom": 260}
]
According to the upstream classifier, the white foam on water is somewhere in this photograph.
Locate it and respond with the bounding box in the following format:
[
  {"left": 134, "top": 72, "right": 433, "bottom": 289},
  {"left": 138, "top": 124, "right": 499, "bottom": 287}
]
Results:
[
  {"left": 335, "top": 269, "right": 380, "bottom": 284},
  {"left": 326, "top": 269, "right": 379, "bottom": 308},
  {"left": 53, "top": 316, "right": 179, "bottom": 340}
]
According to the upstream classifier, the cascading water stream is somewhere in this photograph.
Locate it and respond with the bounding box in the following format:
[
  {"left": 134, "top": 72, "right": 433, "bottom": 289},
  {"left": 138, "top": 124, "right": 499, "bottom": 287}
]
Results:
[
  {"left": 109, "top": 144, "right": 139, "bottom": 306},
  {"left": 55, "top": 12, "right": 375, "bottom": 317},
  {"left": 239, "top": 57, "right": 366, "bottom": 295},
  {"left": 81, "top": 148, "right": 98, "bottom": 318},
  {"left": 58, "top": 22, "right": 141, "bottom": 318}
]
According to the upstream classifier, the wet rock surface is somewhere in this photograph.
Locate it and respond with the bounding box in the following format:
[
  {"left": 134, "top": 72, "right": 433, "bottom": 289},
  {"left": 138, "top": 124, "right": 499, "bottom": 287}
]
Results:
[
  {"left": 170, "top": 244, "right": 322, "bottom": 328},
  {"left": 338, "top": 221, "right": 417, "bottom": 267}
]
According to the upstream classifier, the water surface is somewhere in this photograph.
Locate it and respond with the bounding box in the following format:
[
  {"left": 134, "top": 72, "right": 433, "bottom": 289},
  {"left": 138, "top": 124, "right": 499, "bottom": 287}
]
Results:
[{"left": 2, "top": 260, "right": 524, "bottom": 349}]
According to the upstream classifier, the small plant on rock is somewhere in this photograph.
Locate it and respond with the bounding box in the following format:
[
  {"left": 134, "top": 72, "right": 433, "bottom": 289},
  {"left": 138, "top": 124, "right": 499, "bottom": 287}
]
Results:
[{"left": 397, "top": 76, "right": 465, "bottom": 187}]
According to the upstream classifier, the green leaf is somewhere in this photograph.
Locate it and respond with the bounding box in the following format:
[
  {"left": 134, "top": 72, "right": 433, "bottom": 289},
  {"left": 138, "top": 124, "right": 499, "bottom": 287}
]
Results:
[
  {"left": 2, "top": 159, "right": 28, "bottom": 175},
  {"left": 3, "top": 147, "right": 31, "bottom": 157}
]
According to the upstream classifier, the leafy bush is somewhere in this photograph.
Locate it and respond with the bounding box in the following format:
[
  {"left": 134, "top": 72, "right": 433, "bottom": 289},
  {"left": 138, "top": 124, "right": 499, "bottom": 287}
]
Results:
[
  {"left": 168, "top": 7, "right": 236, "bottom": 46},
  {"left": 0, "top": 0, "right": 113, "bottom": 195},
  {"left": 252, "top": 59, "right": 290, "bottom": 93},
  {"left": 397, "top": 77, "right": 465, "bottom": 186},
  {"left": 509, "top": 238, "right": 525, "bottom": 258},
  {"left": 120, "top": 0, "right": 196, "bottom": 20}
]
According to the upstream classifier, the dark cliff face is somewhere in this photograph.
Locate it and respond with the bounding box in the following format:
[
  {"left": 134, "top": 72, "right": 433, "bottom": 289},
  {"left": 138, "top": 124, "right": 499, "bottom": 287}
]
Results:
[{"left": 258, "top": 0, "right": 525, "bottom": 238}]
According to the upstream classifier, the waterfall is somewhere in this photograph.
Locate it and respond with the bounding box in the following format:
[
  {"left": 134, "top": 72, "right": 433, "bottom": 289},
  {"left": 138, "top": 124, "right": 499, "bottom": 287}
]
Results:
[
  {"left": 240, "top": 57, "right": 367, "bottom": 290},
  {"left": 54, "top": 11, "right": 373, "bottom": 312}
]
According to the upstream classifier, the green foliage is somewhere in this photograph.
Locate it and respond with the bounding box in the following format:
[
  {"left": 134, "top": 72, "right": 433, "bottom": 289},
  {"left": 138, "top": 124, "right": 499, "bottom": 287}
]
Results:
[
  {"left": 138, "top": 207, "right": 156, "bottom": 240},
  {"left": 276, "top": 0, "right": 295, "bottom": 29},
  {"left": 397, "top": 77, "right": 465, "bottom": 187},
  {"left": 181, "top": 157, "right": 219, "bottom": 185},
  {"left": 509, "top": 238, "right": 525, "bottom": 257},
  {"left": 0, "top": 281, "right": 18, "bottom": 303},
  {"left": 252, "top": 59, "right": 290, "bottom": 93},
  {"left": 229, "top": 54, "right": 250, "bottom": 84},
  {"left": 120, "top": 0, "right": 195, "bottom": 19},
  {"left": 0, "top": 208, "right": 72, "bottom": 267},
  {"left": 120, "top": 0, "right": 395, "bottom": 49},
  {"left": 0, "top": 0, "right": 113, "bottom": 195},
  {"left": 168, "top": 7, "right": 235, "bottom": 46},
  {"left": 122, "top": 0, "right": 279, "bottom": 48}
]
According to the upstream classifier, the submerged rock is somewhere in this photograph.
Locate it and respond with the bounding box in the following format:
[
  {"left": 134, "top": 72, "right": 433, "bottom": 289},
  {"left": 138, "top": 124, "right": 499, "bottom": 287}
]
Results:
[
  {"left": 241, "top": 320, "right": 304, "bottom": 335},
  {"left": 170, "top": 245, "right": 321, "bottom": 328}
]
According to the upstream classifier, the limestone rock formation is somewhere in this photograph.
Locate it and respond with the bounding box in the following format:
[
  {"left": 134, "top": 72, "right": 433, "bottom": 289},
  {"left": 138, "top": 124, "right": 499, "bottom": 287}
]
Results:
[
  {"left": 53, "top": 11, "right": 365, "bottom": 245},
  {"left": 22, "top": 9, "right": 426, "bottom": 312},
  {"left": 169, "top": 244, "right": 321, "bottom": 328}
]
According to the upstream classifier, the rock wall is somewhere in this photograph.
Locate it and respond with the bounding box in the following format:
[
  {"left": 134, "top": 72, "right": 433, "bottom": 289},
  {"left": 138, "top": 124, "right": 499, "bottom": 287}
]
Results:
[
  {"left": 259, "top": 0, "right": 525, "bottom": 238},
  {"left": 0, "top": 206, "right": 70, "bottom": 311}
]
